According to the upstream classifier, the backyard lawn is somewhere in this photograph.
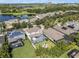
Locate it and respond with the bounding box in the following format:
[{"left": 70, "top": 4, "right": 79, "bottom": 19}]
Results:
[
  {"left": 12, "top": 39, "right": 36, "bottom": 58},
  {"left": 35, "top": 39, "right": 55, "bottom": 49},
  {"left": 12, "top": 38, "right": 79, "bottom": 58}
]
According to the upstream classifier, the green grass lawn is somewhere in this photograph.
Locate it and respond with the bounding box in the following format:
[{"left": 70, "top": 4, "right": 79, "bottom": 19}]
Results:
[
  {"left": 35, "top": 39, "right": 55, "bottom": 49},
  {"left": 12, "top": 38, "right": 79, "bottom": 58},
  {"left": 59, "top": 42, "right": 79, "bottom": 58},
  {"left": 12, "top": 39, "right": 36, "bottom": 58}
]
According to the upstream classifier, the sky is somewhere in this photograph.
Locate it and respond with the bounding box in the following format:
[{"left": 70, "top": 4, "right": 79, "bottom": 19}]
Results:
[{"left": 0, "top": 0, "right": 79, "bottom": 4}]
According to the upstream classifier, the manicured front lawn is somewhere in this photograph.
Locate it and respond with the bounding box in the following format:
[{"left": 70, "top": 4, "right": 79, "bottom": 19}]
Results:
[{"left": 12, "top": 39, "right": 36, "bottom": 58}]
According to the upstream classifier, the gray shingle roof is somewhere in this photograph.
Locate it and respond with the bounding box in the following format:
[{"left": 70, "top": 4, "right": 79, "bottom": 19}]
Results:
[
  {"left": 53, "top": 25, "right": 76, "bottom": 35},
  {"left": 24, "top": 26, "right": 41, "bottom": 33},
  {"left": 44, "top": 28, "right": 64, "bottom": 41}
]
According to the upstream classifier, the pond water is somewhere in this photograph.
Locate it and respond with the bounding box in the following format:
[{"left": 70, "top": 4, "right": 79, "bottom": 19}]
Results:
[{"left": 0, "top": 15, "right": 28, "bottom": 22}]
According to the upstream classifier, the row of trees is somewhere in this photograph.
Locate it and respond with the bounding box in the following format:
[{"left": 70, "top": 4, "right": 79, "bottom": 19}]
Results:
[
  {"left": 27, "top": 5, "right": 79, "bottom": 14},
  {"left": 34, "top": 13, "right": 79, "bottom": 28},
  {"left": 0, "top": 35, "right": 12, "bottom": 58},
  {"left": 1, "top": 4, "right": 79, "bottom": 14},
  {"left": 12, "top": 21, "right": 33, "bottom": 29}
]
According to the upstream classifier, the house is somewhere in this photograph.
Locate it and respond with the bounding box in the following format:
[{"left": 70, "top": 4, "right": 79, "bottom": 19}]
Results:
[
  {"left": 43, "top": 28, "right": 64, "bottom": 41},
  {"left": 0, "top": 34, "right": 5, "bottom": 47},
  {"left": 5, "top": 19, "right": 18, "bottom": 30},
  {"left": 66, "top": 21, "right": 79, "bottom": 31},
  {"left": 23, "top": 25, "right": 45, "bottom": 44},
  {"left": 68, "top": 49, "right": 79, "bottom": 58},
  {"left": 30, "top": 13, "right": 49, "bottom": 22},
  {"left": 5, "top": 23, "right": 13, "bottom": 30},
  {"left": 53, "top": 25, "right": 76, "bottom": 35},
  {"left": 23, "top": 25, "right": 46, "bottom": 48},
  {"left": 7, "top": 30, "right": 25, "bottom": 48}
]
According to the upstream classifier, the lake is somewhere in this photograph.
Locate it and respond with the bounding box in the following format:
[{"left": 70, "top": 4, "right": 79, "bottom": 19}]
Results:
[{"left": 0, "top": 15, "right": 28, "bottom": 22}]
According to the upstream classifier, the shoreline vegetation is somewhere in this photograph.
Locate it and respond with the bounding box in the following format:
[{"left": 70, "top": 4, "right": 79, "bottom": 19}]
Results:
[{"left": 0, "top": 12, "right": 36, "bottom": 16}]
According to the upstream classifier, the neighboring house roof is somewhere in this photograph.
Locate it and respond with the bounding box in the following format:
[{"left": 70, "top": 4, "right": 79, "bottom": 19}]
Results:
[
  {"left": 53, "top": 25, "right": 76, "bottom": 35},
  {"left": 66, "top": 21, "right": 79, "bottom": 31},
  {"left": 23, "top": 26, "right": 43, "bottom": 38},
  {"left": 44, "top": 28, "right": 64, "bottom": 41},
  {"left": 7, "top": 30, "right": 25, "bottom": 43},
  {"left": 24, "top": 26, "right": 41, "bottom": 33},
  {"left": 68, "top": 49, "right": 79, "bottom": 58},
  {"left": 6, "top": 24, "right": 13, "bottom": 29}
]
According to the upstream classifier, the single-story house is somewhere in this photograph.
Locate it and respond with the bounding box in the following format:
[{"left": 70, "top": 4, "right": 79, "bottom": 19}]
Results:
[
  {"left": 7, "top": 30, "right": 25, "bottom": 48},
  {"left": 30, "top": 13, "right": 48, "bottom": 22},
  {"left": 53, "top": 25, "right": 76, "bottom": 35},
  {"left": 5, "top": 23, "right": 14, "bottom": 30},
  {"left": 66, "top": 21, "right": 79, "bottom": 31},
  {"left": 43, "top": 28, "right": 64, "bottom": 41},
  {"left": 23, "top": 25, "right": 45, "bottom": 44},
  {"left": 68, "top": 49, "right": 79, "bottom": 58},
  {"left": 0, "top": 34, "right": 5, "bottom": 47},
  {"left": 23, "top": 25, "right": 46, "bottom": 48},
  {"left": 5, "top": 19, "right": 18, "bottom": 30}
]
